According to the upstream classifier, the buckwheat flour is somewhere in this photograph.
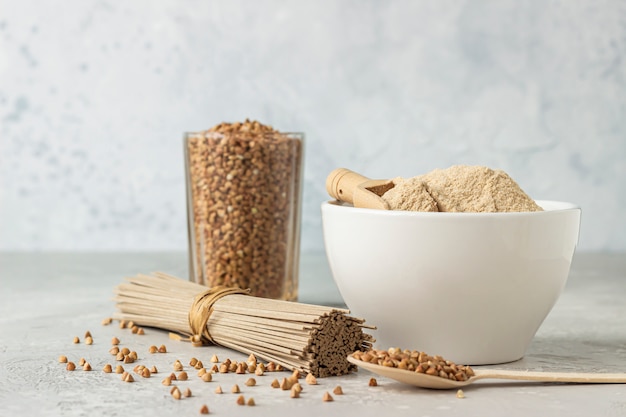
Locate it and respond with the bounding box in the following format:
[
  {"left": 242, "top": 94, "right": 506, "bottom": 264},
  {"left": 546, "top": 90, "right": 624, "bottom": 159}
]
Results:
[
  {"left": 382, "top": 165, "right": 542, "bottom": 213},
  {"left": 382, "top": 178, "right": 438, "bottom": 212}
]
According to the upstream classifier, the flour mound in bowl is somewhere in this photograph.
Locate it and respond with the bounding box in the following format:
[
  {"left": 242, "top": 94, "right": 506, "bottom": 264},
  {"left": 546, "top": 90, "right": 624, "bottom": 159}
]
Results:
[{"left": 382, "top": 165, "right": 543, "bottom": 213}]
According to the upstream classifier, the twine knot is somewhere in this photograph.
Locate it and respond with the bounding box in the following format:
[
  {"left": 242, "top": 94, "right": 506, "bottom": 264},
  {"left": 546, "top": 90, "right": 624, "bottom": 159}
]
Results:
[{"left": 188, "top": 285, "right": 249, "bottom": 346}]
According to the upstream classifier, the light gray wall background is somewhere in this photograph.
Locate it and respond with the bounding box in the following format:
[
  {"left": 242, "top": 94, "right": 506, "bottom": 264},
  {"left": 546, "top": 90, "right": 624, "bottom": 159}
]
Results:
[{"left": 1, "top": 1, "right": 625, "bottom": 253}]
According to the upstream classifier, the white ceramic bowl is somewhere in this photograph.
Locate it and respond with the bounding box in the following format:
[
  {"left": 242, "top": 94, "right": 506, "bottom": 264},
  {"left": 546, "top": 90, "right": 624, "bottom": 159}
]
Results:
[{"left": 321, "top": 200, "right": 581, "bottom": 365}]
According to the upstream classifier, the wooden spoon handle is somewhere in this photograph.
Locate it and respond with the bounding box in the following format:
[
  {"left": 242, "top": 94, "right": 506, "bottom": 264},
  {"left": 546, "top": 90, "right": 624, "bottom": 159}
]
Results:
[
  {"left": 474, "top": 369, "right": 626, "bottom": 383},
  {"left": 326, "top": 168, "right": 370, "bottom": 204}
]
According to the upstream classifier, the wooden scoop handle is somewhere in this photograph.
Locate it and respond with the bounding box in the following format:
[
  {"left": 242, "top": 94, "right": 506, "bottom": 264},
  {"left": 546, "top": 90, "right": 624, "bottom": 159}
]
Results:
[
  {"left": 473, "top": 369, "right": 626, "bottom": 384},
  {"left": 326, "top": 168, "right": 370, "bottom": 204}
]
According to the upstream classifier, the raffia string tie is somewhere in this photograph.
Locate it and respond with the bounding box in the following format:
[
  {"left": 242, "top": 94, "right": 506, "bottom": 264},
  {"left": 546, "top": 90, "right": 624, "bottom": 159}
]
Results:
[{"left": 188, "top": 285, "right": 250, "bottom": 345}]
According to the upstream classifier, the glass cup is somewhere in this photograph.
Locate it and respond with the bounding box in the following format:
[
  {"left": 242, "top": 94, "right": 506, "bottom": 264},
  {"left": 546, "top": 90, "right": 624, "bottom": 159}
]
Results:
[{"left": 184, "top": 129, "right": 303, "bottom": 300}]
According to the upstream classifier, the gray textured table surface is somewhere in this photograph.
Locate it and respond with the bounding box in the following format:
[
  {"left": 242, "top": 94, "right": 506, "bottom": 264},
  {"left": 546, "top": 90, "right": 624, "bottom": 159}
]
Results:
[{"left": 1, "top": 252, "right": 625, "bottom": 417}]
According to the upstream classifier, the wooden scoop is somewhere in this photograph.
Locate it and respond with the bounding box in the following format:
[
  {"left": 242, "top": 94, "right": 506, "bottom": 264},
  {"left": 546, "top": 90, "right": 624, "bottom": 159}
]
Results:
[
  {"left": 347, "top": 356, "right": 626, "bottom": 390},
  {"left": 326, "top": 168, "right": 395, "bottom": 210}
]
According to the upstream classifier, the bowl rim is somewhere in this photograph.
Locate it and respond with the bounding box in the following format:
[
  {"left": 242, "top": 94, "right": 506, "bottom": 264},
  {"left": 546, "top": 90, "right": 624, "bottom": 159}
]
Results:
[{"left": 322, "top": 200, "right": 580, "bottom": 217}]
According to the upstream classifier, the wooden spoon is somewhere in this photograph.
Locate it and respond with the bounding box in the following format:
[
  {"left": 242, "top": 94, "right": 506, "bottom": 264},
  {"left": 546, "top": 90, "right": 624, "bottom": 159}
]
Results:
[
  {"left": 325, "top": 168, "right": 395, "bottom": 210},
  {"left": 347, "top": 356, "right": 626, "bottom": 390}
]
